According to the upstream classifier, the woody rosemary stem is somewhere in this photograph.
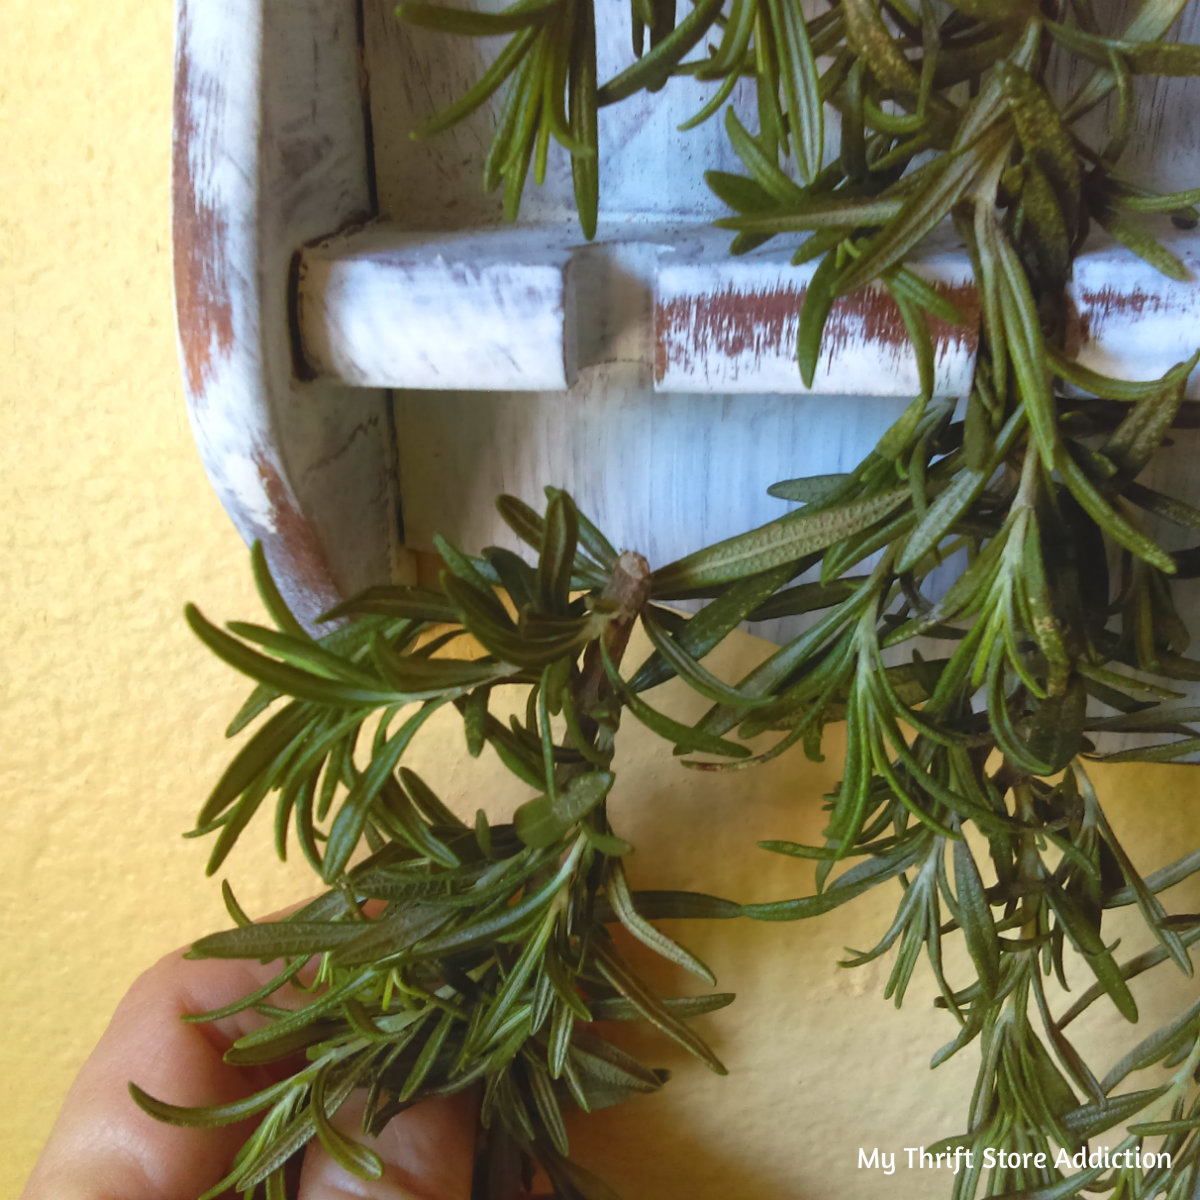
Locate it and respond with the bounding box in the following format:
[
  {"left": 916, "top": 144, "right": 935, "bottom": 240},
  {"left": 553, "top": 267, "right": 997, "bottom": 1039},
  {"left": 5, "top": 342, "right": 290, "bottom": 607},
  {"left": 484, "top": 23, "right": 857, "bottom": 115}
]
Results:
[
  {"left": 1014, "top": 781, "right": 1040, "bottom": 947},
  {"left": 574, "top": 550, "right": 651, "bottom": 746}
]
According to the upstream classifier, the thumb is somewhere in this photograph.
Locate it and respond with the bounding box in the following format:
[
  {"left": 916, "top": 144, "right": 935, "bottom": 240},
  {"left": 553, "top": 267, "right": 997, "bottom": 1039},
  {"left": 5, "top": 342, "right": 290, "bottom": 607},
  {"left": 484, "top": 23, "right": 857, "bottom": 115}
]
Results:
[{"left": 298, "top": 1088, "right": 477, "bottom": 1200}]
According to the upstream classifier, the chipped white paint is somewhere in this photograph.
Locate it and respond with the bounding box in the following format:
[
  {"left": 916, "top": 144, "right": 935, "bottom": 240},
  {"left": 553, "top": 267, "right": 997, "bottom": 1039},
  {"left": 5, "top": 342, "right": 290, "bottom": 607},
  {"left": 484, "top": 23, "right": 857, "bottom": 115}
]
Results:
[
  {"left": 222, "top": 451, "right": 280, "bottom": 533},
  {"left": 298, "top": 226, "right": 578, "bottom": 391}
]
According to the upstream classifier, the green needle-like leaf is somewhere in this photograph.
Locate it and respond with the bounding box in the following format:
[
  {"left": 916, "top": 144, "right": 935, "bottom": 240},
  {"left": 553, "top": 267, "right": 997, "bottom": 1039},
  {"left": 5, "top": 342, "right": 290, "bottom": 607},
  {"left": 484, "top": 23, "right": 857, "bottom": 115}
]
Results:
[
  {"left": 652, "top": 489, "right": 907, "bottom": 592},
  {"left": 837, "top": 124, "right": 1011, "bottom": 297}
]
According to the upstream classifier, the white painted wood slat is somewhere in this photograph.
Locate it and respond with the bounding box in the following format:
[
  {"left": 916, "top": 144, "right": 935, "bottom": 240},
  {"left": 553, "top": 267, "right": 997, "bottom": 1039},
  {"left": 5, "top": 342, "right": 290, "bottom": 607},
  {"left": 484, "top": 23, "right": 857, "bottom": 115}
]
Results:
[{"left": 298, "top": 226, "right": 578, "bottom": 391}]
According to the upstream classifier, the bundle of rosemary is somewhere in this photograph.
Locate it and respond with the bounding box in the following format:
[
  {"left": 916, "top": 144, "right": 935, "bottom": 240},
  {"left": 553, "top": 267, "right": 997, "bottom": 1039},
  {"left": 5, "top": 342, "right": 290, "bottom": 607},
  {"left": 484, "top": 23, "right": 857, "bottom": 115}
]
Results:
[{"left": 136, "top": 2, "right": 1200, "bottom": 1197}]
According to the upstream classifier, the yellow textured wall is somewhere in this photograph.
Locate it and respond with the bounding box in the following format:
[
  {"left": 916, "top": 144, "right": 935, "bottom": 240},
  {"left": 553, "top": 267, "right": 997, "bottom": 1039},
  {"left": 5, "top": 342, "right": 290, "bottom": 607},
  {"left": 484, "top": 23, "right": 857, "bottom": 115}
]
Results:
[
  {"left": 2, "top": 2, "right": 308, "bottom": 1191},
  {"left": 3, "top": 5, "right": 1199, "bottom": 1200}
]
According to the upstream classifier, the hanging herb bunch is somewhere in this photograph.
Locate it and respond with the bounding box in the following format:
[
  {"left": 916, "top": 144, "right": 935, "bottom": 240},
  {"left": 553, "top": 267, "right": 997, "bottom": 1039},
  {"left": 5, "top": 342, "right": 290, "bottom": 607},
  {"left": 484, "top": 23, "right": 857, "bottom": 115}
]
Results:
[{"left": 135, "top": 2, "right": 1200, "bottom": 1198}]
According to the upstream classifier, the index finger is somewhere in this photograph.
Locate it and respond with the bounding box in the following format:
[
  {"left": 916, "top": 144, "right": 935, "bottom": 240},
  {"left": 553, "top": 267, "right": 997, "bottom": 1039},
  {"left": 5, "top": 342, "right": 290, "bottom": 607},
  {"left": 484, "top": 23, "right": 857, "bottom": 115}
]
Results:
[{"left": 19, "top": 947, "right": 296, "bottom": 1200}]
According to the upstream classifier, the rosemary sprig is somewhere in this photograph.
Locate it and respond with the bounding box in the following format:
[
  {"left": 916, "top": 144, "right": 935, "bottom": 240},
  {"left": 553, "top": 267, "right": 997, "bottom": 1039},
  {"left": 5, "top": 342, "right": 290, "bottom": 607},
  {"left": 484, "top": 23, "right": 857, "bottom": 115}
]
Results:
[
  {"left": 146, "top": 515, "right": 746, "bottom": 1197},
  {"left": 140, "top": 3, "right": 1200, "bottom": 1198}
]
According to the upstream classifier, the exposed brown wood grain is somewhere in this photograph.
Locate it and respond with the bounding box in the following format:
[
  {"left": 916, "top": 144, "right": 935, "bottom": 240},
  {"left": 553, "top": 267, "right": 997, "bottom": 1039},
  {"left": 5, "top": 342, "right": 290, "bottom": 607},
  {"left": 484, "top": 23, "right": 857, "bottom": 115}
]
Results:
[
  {"left": 253, "top": 455, "right": 343, "bottom": 619},
  {"left": 1072, "top": 286, "right": 1164, "bottom": 347},
  {"left": 654, "top": 282, "right": 980, "bottom": 387},
  {"left": 172, "top": 16, "right": 234, "bottom": 401}
]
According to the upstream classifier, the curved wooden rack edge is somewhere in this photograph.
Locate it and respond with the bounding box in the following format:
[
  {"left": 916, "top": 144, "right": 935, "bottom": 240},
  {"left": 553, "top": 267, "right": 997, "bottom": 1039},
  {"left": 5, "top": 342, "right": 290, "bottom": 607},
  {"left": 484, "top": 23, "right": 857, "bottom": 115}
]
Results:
[{"left": 173, "top": 0, "right": 412, "bottom": 628}]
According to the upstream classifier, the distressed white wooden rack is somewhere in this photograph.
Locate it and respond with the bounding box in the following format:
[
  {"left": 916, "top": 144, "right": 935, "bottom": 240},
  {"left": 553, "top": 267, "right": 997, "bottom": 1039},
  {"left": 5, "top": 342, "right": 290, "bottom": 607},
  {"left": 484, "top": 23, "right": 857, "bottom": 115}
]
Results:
[{"left": 173, "top": 1, "right": 1200, "bottom": 710}]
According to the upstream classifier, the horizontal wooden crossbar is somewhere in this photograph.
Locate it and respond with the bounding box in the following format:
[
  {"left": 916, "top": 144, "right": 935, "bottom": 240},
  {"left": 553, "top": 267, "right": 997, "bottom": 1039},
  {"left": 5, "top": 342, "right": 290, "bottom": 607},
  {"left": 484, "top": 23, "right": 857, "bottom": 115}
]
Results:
[{"left": 295, "top": 220, "right": 1200, "bottom": 398}]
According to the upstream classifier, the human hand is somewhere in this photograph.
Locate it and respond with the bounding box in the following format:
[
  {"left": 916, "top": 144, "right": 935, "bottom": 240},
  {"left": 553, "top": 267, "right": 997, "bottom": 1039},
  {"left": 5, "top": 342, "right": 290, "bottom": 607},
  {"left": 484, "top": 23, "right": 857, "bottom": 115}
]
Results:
[{"left": 20, "top": 943, "right": 476, "bottom": 1200}]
